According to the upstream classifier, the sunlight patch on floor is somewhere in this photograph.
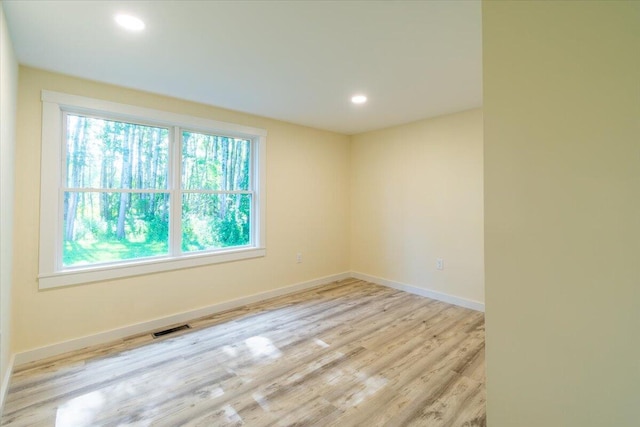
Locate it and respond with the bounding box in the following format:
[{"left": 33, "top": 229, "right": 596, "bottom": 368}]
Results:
[
  {"left": 245, "top": 336, "right": 282, "bottom": 361},
  {"left": 252, "top": 392, "right": 271, "bottom": 411},
  {"left": 55, "top": 391, "right": 105, "bottom": 427},
  {"left": 314, "top": 338, "right": 330, "bottom": 348}
]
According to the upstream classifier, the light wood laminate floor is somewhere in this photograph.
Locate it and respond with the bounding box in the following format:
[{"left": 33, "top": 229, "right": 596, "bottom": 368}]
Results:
[{"left": 1, "top": 278, "right": 486, "bottom": 426}]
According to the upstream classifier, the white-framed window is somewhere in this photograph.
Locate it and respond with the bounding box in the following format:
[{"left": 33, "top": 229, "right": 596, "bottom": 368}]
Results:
[{"left": 39, "top": 91, "right": 266, "bottom": 289}]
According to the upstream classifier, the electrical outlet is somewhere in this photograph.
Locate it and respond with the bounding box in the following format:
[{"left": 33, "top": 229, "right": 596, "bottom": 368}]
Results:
[
  {"left": 436, "top": 258, "right": 444, "bottom": 270},
  {"left": 296, "top": 253, "right": 302, "bottom": 263}
]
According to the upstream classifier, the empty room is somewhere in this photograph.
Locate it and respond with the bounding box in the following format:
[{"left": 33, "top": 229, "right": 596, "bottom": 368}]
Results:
[{"left": 0, "top": 1, "right": 638, "bottom": 426}]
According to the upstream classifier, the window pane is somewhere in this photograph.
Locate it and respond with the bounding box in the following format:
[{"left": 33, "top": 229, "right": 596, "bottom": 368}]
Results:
[
  {"left": 66, "top": 114, "right": 169, "bottom": 190},
  {"left": 182, "top": 193, "right": 251, "bottom": 252},
  {"left": 63, "top": 192, "right": 169, "bottom": 267},
  {"left": 182, "top": 131, "right": 250, "bottom": 191}
]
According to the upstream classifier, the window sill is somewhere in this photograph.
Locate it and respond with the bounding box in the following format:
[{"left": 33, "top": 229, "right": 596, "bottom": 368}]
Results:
[{"left": 38, "top": 247, "right": 266, "bottom": 290}]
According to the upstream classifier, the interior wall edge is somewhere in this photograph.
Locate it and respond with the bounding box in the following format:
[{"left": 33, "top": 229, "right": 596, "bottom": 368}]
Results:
[
  {"left": 0, "top": 0, "right": 19, "bottom": 412},
  {"left": 0, "top": 353, "right": 13, "bottom": 416}
]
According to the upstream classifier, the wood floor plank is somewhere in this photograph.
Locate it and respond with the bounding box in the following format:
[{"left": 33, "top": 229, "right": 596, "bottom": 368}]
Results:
[
  {"left": 1, "top": 279, "right": 485, "bottom": 426},
  {"left": 7, "top": 282, "right": 386, "bottom": 405}
]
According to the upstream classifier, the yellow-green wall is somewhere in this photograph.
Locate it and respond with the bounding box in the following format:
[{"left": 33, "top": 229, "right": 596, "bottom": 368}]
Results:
[
  {"left": 483, "top": 1, "right": 640, "bottom": 425},
  {"left": 13, "top": 67, "right": 351, "bottom": 353},
  {"left": 351, "top": 109, "right": 484, "bottom": 305}
]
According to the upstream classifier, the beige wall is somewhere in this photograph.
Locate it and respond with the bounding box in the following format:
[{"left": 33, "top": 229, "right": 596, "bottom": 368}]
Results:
[
  {"left": 14, "top": 68, "right": 485, "bottom": 356},
  {"left": 483, "top": 1, "right": 640, "bottom": 426},
  {"left": 350, "top": 109, "right": 484, "bottom": 305},
  {"left": 13, "top": 67, "right": 350, "bottom": 353},
  {"left": 0, "top": 1, "right": 18, "bottom": 396}
]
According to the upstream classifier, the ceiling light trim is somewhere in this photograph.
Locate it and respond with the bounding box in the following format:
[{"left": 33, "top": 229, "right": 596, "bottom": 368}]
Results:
[
  {"left": 351, "top": 95, "right": 367, "bottom": 105},
  {"left": 114, "top": 14, "right": 145, "bottom": 32}
]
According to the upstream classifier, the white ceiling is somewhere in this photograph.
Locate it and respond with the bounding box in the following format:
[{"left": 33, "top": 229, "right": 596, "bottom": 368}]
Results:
[{"left": 3, "top": 0, "right": 482, "bottom": 135}]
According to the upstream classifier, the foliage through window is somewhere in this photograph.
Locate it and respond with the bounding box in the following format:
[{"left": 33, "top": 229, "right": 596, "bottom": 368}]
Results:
[
  {"left": 39, "top": 91, "right": 266, "bottom": 288},
  {"left": 181, "top": 131, "right": 251, "bottom": 253},
  {"left": 63, "top": 115, "right": 254, "bottom": 267},
  {"left": 64, "top": 115, "right": 170, "bottom": 266}
]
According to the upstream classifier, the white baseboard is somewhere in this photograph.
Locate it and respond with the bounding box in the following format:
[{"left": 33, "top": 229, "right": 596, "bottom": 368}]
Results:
[
  {"left": 14, "top": 272, "right": 350, "bottom": 367},
  {"left": 350, "top": 271, "right": 485, "bottom": 312},
  {"left": 0, "top": 354, "right": 15, "bottom": 415}
]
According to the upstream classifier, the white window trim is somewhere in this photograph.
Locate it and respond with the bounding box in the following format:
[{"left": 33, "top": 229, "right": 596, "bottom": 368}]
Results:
[{"left": 39, "top": 90, "right": 266, "bottom": 289}]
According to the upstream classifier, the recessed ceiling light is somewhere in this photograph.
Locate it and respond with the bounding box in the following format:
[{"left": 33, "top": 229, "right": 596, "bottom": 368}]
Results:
[
  {"left": 114, "top": 14, "right": 145, "bottom": 32},
  {"left": 351, "top": 95, "right": 367, "bottom": 105}
]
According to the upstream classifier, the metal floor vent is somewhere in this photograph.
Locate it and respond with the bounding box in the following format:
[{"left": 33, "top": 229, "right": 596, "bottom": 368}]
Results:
[{"left": 152, "top": 324, "right": 191, "bottom": 338}]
